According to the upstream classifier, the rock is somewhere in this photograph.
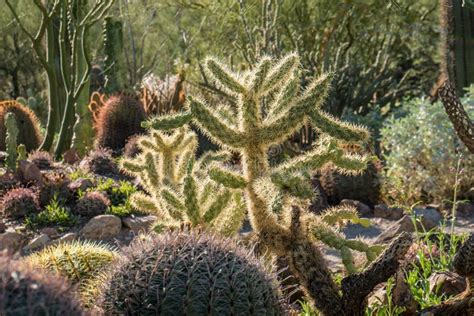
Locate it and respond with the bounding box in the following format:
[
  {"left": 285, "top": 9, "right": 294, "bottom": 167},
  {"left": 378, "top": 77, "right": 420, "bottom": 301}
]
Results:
[
  {"left": 81, "top": 215, "right": 122, "bottom": 240},
  {"left": 456, "top": 202, "right": 474, "bottom": 216},
  {"left": 0, "top": 222, "right": 6, "bottom": 234},
  {"left": 412, "top": 207, "right": 442, "bottom": 229},
  {"left": 68, "top": 178, "right": 94, "bottom": 192},
  {"left": 63, "top": 149, "right": 80, "bottom": 165},
  {"left": 17, "top": 160, "right": 43, "bottom": 184},
  {"left": 392, "top": 270, "right": 419, "bottom": 313},
  {"left": 0, "top": 231, "right": 24, "bottom": 253},
  {"left": 122, "top": 215, "right": 157, "bottom": 233},
  {"left": 376, "top": 209, "right": 442, "bottom": 243},
  {"left": 374, "top": 204, "right": 404, "bottom": 220},
  {"left": 40, "top": 227, "right": 59, "bottom": 239},
  {"left": 26, "top": 233, "right": 50, "bottom": 251},
  {"left": 341, "top": 199, "right": 372, "bottom": 217},
  {"left": 49, "top": 232, "right": 78, "bottom": 246},
  {"left": 367, "top": 284, "right": 387, "bottom": 307},
  {"left": 428, "top": 271, "right": 467, "bottom": 297}
]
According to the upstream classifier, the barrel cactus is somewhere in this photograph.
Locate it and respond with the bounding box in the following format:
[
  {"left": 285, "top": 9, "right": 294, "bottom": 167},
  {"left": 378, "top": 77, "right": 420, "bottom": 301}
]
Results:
[
  {"left": 74, "top": 191, "right": 110, "bottom": 217},
  {"left": 0, "top": 100, "right": 42, "bottom": 152},
  {"left": 1, "top": 187, "right": 39, "bottom": 219},
  {"left": 98, "top": 229, "right": 283, "bottom": 315},
  {"left": 79, "top": 147, "right": 119, "bottom": 176},
  {"left": 0, "top": 255, "right": 84, "bottom": 315},
  {"left": 95, "top": 94, "right": 146, "bottom": 153},
  {"left": 28, "top": 150, "right": 54, "bottom": 170},
  {"left": 26, "top": 240, "right": 118, "bottom": 307}
]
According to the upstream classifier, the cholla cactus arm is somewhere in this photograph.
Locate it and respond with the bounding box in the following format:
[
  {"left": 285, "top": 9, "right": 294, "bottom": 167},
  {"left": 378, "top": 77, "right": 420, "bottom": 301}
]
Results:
[
  {"left": 321, "top": 207, "right": 371, "bottom": 228},
  {"left": 143, "top": 152, "right": 161, "bottom": 188},
  {"left": 142, "top": 111, "right": 192, "bottom": 130},
  {"left": 183, "top": 167, "right": 200, "bottom": 226},
  {"left": 203, "top": 189, "right": 232, "bottom": 223},
  {"left": 130, "top": 192, "right": 165, "bottom": 217},
  {"left": 270, "top": 172, "right": 315, "bottom": 200},
  {"left": 266, "top": 74, "right": 298, "bottom": 118},
  {"left": 214, "top": 192, "right": 247, "bottom": 236},
  {"left": 259, "top": 53, "right": 299, "bottom": 96},
  {"left": 309, "top": 110, "right": 370, "bottom": 143},
  {"left": 160, "top": 188, "right": 185, "bottom": 220},
  {"left": 5, "top": 112, "right": 19, "bottom": 170},
  {"left": 205, "top": 58, "right": 247, "bottom": 95},
  {"left": 208, "top": 167, "right": 247, "bottom": 189},
  {"left": 188, "top": 97, "right": 246, "bottom": 148},
  {"left": 196, "top": 151, "right": 231, "bottom": 171},
  {"left": 250, "top": 57, "right": 272, "bottom": 93}
]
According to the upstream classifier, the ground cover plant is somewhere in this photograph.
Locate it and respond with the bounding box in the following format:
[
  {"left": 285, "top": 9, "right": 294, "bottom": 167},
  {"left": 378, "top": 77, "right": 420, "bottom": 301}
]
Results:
[{"left": 0, "top": 1, "right": 473, "bottom": 315}]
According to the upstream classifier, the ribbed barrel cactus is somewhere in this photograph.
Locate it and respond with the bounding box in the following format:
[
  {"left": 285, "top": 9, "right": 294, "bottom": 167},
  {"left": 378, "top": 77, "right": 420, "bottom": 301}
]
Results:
[
  {"left": 4, "top": 112, "right": 18, "bottom": 171},
  {"left": 0, "top": 255, "right": 84, "bottom": 315},
  {"left": 144, "top": 53, "right": 413, "bottom": 315},
  {"left": 120, "top": 127, "right": 246, "bottom": 236},
  {"left": 98, "top": 229, "right": 283, "bottom": 315}
]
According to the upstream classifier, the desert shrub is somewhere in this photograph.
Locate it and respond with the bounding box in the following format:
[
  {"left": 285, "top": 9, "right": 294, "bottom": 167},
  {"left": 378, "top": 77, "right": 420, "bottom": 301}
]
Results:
[
  {"left": 0, "top": 187, "right": 39, "bottom": 219},
  {"left": 98, "top": 229, "right": 283, "bottom": 315},
  {"left": 26, "top": 195, "right": 76, "bottom": 229},
  {"left": 0, "top": 255, "right": 84, "bottom": 315},
  {"left": 381, "top": 94, "right": 474, "bottom": 204}
]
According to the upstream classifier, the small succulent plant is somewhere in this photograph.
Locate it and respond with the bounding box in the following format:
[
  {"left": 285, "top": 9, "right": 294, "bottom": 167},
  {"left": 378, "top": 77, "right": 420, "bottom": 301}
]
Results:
[
  {"left": 98, "top": 229, "right": 283, "bottom": 315},
  {"left": 75, "top": 191, "right": 110, "bottom": 217},
  {"left": 0, "top": 255, "right": 84, "bottom": 315},
  {"left": 28, "top": 150, "right": 54, "bottom": 170},
  {"left": 0, "top": 187, "right": 39, "bottom": 219},
  {"left": 79, "top": 147, "right": 119, "bottom": 176}
]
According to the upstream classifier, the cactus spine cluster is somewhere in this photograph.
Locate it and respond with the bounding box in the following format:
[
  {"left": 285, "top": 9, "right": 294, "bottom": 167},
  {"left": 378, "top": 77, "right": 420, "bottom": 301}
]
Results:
[
  {"left": 144, "top": 53, "right": 412, "bottom": 315},
  {"left": 120, "top": 127, "right": 245, "bottom": 235},
  {"left": 4, "top": 112, "right": 18, "bottom": 170},
  {"left": 98, "top": 229, "right": 283, "bottom": 315}
]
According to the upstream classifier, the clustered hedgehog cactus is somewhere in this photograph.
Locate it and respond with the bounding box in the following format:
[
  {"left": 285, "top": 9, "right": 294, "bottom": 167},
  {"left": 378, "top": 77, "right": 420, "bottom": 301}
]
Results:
[
  {"left": 1, "top": 187, "right": 39, "bottom": 219},
  {"left": 144, "top": 53, "right": 413, "bottom": 315},
  {"left": 0, "top": 255, "right": 84, "bottom": 315},
  {"left": 80, "top": 147, "right": 119, "bottom": 176},
  {"left": 98, "top": 229, "right": 283, "bottom": 315},
  {"left": 75, "top": 191, "right": 110, "bottom": 217},
  {"left": 120, "top": 127, "right": 246, "bottom": 236}
]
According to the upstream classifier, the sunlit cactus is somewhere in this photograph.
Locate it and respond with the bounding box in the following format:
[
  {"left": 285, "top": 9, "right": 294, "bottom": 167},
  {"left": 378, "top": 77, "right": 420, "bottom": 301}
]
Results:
[
  {"left": 143, "top": 53, "right": 411, "bottom": 315},
  {"left": 120, "top": 127, "right": 246, "bottom": 236}
]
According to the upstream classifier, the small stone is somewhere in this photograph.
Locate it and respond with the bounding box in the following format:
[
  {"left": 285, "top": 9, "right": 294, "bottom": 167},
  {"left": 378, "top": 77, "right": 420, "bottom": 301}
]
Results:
[
  {"left": 428, "top": 271, "right": 467, "bottom": 297},
  {"left": 122, "top": 215, "right": 157, "bottom": 233},
  {"left": 48, "top": 232, "right": 77, "bottom": 246},
  {"left": 0, "top": 231, "right": 24, "bottom": 252},
  {"left": 26, "top": 233, "right": 51, "bottom": 251},
  {"left": 81, "top": 215, "right": 122, "bottom": 240},
  {"left": 374, "top": 204, "right": 403, "bottom": 220},
  {"left": 412, "top": 207, "right": 442, "bottom": 229},
  {"left": 17, "top": 160, "right": 43, "bottom": 184},
  {"left": 68, "top": 178, "right": 94, "bottom": 192},
  {"left": 341, "top": 199, "right": 372, "bottom": 217},
  {"left": 40, "top": 227, "right": 60, "bottom": 239}
]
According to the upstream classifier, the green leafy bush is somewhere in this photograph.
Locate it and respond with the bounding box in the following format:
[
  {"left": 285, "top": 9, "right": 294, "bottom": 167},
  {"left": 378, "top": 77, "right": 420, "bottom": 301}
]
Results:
[
  {"left": 381, "top": 94, "right": 474, "bottom": 204},
  {"left": 91, "top": 178, "right": 138, "bottom": 217},
  {"left": 26, "top": 195, "right": 77, "bottom": 228}
]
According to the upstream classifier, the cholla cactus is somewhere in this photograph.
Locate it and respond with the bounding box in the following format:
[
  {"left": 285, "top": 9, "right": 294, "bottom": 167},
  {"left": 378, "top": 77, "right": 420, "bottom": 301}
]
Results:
[
  {"left": 4, "top": 112, "right": 18, "bottom": 170},
  {"left": 120, "top": 127, "right": 246, "bottom": 236},
  {"left": 144, "top": 54, "right": 412, "bottom": 315}
]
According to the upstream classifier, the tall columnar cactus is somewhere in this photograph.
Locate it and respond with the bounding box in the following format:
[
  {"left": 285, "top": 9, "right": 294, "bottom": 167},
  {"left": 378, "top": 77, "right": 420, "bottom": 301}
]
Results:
[
  {"left": 120, "top": 127, "right": 246, "bottom": 236},
  {"left": 144, "top": 54, "right": 412, "bottom": 315},
  {"left": 4, "top": 112, "right": 18, "bottom": 170}
]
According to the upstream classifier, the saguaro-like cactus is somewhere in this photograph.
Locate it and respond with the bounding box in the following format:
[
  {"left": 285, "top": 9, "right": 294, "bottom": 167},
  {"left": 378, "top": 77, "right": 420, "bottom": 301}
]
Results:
[
  {"left": 4, "top": 112, "right": 18, "bottom": 170},
  {"left": 120, "top": 127, "right": 246, "bottom": 236},
  {"left": 144, "top": 54, "right": 412, "bottom": 315}
]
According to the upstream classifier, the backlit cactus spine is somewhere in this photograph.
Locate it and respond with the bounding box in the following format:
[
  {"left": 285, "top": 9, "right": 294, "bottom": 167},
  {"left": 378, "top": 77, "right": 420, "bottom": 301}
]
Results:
[
  {"left": 120, "top": 127, "right": 245, "bottom": 236},
  {"left": 145, "top": 53, "right": 412, "bottom": 315},
  {"left": 4, "top": 112, "right": 18, "bottom": 170}
]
